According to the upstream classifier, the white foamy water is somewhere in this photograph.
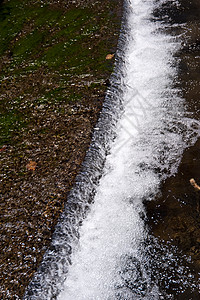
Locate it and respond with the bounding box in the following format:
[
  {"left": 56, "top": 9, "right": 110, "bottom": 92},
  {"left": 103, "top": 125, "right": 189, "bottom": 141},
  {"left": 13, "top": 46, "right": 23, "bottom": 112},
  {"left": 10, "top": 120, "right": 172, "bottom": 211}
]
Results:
[{"left": 57, "top": 0, "right": 199, "bottom": 299}]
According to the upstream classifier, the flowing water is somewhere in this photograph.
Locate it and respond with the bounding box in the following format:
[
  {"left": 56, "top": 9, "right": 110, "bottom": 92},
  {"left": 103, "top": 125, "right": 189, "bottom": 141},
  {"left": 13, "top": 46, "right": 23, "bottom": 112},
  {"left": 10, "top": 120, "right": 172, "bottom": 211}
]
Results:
[{"left": 25, "top": 0, "right": 200, "bottom": 299}]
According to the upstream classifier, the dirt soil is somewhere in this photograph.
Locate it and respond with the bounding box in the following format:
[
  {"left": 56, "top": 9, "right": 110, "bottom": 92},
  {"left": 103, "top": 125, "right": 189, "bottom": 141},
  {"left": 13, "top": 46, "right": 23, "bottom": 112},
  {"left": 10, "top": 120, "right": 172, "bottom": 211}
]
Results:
[{"left": 0, "top": 0, "right": 123, "bottom": 298}]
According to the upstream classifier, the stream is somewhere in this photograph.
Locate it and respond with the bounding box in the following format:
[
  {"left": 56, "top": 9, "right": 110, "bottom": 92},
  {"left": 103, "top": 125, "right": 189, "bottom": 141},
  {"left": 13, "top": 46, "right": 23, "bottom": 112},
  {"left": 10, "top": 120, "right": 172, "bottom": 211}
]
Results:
[{"left": 25, "top": 0, "right": 200, "bottom": 299}]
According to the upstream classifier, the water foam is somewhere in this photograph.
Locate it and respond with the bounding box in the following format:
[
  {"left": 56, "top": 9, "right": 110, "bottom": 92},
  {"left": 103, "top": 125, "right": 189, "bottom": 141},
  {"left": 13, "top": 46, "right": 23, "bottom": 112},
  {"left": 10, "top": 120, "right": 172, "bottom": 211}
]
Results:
[{"left": 57, "top": 0, "right": 199, "bottom": 299}]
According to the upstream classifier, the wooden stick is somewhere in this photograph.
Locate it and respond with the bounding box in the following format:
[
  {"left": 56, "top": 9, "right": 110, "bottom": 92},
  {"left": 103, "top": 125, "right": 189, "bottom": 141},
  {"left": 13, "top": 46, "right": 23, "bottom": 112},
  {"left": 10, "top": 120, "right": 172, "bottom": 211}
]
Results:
[
  {"left": 190, "top": 178, "right": 200, "bottom": 212},
  {"left": 190, "top": 178, "right": 200, "bottom": 191}
]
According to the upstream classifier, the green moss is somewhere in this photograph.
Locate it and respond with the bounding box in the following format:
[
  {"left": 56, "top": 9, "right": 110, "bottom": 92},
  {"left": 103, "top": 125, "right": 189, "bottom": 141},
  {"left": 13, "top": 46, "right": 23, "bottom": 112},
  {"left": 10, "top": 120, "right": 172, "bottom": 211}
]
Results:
[
  {"left": 34, "top": 6, "right": 62, "bottom": 27},
  {"left": 55, "top": 9, "right": 90, "bottom": 37},
  {"left": 0, "top": 0, "right": 31, "bottom": 55},
  {"left": 13, "top": 30, "right": 47, "bottom": 62},
  {"left": 0, "top": 0, "right": 118, "bottom": 145},
  {"left": 0, "top": 16, "right": 23, "bottom": 55},
  {"left": 42, "top": 41, "right": 68, "bottom": 67},
  {"left": 58, "top": 8, "right": 89, "bottom": 26},
  {"left": 36, "top": 89, "right": 83, "bottom": 105},
  {"left": 0, "top": 110, "right": 25, "bottom": 145}
]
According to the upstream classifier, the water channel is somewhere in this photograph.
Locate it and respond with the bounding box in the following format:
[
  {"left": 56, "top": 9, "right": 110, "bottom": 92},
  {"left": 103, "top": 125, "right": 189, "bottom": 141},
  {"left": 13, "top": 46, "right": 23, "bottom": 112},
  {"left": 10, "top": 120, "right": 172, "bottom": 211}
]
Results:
[{"left": 25, "top": 0, "right": 200, "bottom": 299}]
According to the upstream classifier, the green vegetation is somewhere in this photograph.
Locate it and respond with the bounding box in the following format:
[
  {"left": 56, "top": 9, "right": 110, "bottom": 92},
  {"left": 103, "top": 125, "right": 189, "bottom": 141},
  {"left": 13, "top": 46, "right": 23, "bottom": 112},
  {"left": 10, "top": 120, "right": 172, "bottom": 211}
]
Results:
[
  {"left": 0, "top": 0, "right": 116, "bottom": 146},
  {"left": 13, "top": 30, "right": 47, "bottom": 60},
  {"left": 0, "top": 109, "right": 25, "bottom": 145}
]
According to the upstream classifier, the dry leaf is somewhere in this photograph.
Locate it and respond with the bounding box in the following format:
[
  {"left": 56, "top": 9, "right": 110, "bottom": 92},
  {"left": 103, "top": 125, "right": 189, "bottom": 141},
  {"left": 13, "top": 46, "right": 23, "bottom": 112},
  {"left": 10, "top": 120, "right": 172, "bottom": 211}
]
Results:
[
  {"left": 0, "top": 145, "right": 7, "bottom": 152},
  {"left": 106, "top": 54, "right": 114, "bottom": 60},
  {"left": 26, "top": 160, "right": 37, "bottom": 171}
]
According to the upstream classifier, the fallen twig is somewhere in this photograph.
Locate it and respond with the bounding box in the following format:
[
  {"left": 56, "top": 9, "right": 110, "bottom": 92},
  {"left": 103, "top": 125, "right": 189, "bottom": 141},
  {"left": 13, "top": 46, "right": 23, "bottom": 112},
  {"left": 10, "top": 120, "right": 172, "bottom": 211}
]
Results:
[
  {"left": 190, "top": 178, "right": 200, "bottom": 191},
  {"left": 190, "top": 178, "right": 200, "bottom": 212}
]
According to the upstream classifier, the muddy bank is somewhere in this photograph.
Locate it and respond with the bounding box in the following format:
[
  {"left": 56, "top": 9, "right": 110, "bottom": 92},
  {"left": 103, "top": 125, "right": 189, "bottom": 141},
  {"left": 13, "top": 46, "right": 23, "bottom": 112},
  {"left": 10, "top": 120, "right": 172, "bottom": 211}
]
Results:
[
  {"left": 0, "top": 0, "right": 123, "bottom": 298},
  {"left": 145, "top": 0, "right": 200, "bottom": 297}
]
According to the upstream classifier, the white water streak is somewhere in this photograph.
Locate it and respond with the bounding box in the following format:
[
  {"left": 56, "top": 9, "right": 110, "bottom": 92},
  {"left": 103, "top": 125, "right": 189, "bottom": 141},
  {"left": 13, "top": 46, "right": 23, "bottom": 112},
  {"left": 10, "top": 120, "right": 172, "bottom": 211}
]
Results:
[{"left": 58, "top": 0, "right": 199, "bottom": 299}]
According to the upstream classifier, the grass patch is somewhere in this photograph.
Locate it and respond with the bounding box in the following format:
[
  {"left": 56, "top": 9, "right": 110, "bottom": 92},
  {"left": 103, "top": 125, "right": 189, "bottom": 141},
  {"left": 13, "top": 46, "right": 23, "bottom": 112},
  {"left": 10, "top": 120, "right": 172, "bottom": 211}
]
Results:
[
  {"left": 0, "top": 110, "right": 25, "bottom": 146},
  {"left": 0, "top": 0, "right": 118, "bottom": 144},
  {"left": 36, "top": 89, "right": 83, "bottom": 105},
  {"left": 13, "top": 30, "right": 47, "bottom": 62},
  {"left": 34, "top": 6, "right": 62, "bottom": 28}
]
